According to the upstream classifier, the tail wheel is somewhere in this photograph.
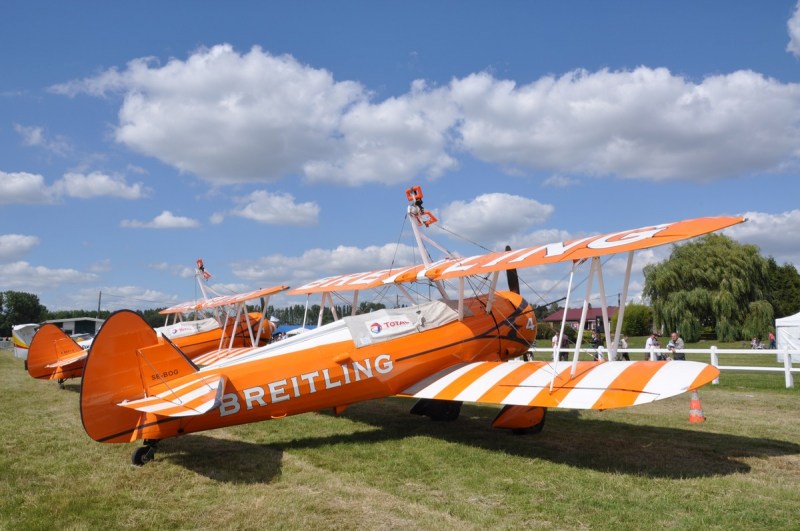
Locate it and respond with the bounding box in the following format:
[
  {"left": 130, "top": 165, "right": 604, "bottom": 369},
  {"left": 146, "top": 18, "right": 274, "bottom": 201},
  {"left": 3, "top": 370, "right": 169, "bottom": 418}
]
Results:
[{"left": 131, "top": 440, "right": 159, "bottom": 467}]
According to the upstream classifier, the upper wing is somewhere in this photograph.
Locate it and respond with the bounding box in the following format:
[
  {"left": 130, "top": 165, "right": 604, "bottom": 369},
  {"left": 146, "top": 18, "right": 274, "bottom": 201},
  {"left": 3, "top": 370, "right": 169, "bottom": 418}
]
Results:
[
  {"left": 288, "top": 267, "right": 426, "bottom": 295},
  {"left": 288, "top": 216, "right": 745, "bottom": 293},
  {"left": 400, "top": 360, "right": 719, "bottom": 410},
  {"left": 399, "top": 216, "right": 746, "bottom": 282},
  {"left": 161, "top": 285, "right": 289, "bottom": 314}
]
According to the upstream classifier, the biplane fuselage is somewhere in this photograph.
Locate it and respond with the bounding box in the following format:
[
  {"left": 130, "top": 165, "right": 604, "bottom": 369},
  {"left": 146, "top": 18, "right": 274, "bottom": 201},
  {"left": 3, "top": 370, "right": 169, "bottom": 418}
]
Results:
[{"left": 81, "top": 292, "right": 533, "bottom": 443}]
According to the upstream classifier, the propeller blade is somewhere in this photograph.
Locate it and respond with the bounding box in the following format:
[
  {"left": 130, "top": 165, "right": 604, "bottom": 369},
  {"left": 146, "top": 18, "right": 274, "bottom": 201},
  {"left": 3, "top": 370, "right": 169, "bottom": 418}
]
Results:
[{"left": 505, "top": 245, "right": 520, "bottom": 294}]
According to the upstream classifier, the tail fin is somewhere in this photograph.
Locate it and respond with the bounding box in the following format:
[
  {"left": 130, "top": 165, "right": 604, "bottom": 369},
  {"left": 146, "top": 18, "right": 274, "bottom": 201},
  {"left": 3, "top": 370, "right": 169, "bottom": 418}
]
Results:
[
  {"left": 12, "top": 323, "right": 38, "bottom": 360},
  {"left": 27, "top": 324, "right": 86, "bottom": 380},
  {"left": 80, "top": 310, "right": 198, "bottom": 443}
]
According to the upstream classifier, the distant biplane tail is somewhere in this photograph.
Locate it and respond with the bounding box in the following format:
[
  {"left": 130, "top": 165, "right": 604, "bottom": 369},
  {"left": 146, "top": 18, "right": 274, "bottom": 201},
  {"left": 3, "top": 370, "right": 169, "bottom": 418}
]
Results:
[
  {"left": 27, "top": 324, "right": 87, "bottom": 382},
  {"left": 80, "top": 310, "right": 204, "bottom": 444}
]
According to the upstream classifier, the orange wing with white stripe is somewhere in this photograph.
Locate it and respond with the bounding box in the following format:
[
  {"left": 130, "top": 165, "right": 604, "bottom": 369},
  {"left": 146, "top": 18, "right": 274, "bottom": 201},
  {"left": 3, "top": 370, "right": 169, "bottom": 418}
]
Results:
[
  {"left": 161, "top": 285, "right": 289, "bottom": 314},
  {"left": 397, "top": 216, "right": 746, "bottom": 283},
  {"left": 401, "top": 360, "right": 719, "bottom": 410},
  {"left": 288, "top": 216, "right": 745, "bottom": 293}
]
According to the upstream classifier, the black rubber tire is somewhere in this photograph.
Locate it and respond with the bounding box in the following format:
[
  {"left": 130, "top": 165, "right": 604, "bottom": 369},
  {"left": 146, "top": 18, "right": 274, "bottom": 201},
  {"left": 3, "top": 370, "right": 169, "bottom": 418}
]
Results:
[{"left": 131, "top": 446, "right": 154, "bottom": 467}]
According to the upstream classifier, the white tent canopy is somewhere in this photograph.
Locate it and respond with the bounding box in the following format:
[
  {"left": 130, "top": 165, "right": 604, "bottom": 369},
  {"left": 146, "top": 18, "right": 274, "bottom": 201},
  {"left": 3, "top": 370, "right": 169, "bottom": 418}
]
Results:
[{"left": 775, "top": 311, "right": 800, "bottom": 362}]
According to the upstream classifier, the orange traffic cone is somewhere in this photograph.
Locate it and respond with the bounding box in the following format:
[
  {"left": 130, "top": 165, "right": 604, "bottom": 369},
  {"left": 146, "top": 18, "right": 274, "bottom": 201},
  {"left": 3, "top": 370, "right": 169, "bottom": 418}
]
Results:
[{"left": 688, "top": 389, "right": 706, "bottom": 423}]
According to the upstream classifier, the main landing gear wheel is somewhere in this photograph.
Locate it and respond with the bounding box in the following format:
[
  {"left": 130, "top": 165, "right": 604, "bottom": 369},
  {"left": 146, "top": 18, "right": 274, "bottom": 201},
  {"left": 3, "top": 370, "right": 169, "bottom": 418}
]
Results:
[
  {"left": 131, "top": 440, "right": 160, "bottom": 467},
  {"left": 57, "top": 378, "right": 65, "bottom": 390}
]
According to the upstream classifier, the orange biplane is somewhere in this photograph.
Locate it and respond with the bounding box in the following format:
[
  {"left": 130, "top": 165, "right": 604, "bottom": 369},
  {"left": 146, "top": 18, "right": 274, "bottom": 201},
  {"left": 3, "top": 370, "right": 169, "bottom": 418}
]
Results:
[
  {"left": 26, "top": 262, "right": 286, "bottom": 388},
  {"left": 78, "top": 187, "right": 744, "bottom": 465}
]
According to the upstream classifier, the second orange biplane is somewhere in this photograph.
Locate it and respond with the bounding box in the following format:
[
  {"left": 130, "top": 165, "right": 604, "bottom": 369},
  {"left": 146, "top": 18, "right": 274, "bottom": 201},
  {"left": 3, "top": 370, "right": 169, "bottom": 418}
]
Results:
[
  {"left": 79, "top": 187, "right": 744, "bottom": 465},
  {"left": 27, "top": 262, "right": 286, "bottom": 388}
]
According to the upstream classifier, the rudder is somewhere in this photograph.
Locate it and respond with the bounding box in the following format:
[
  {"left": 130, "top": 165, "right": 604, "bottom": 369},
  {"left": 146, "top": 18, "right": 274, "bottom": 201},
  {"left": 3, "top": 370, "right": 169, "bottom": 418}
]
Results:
[
  {"left": 27, "top": 324, "right": 85, "bottom": 381},
  {"left": 80, "top": 310, "right": 197, "bottom": 443}
]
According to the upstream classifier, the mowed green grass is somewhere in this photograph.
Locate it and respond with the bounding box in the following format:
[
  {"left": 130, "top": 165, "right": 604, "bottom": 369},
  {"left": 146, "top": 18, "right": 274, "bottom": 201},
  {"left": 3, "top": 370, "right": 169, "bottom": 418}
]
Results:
[{"left": 1, "top": 349, "right": 798, "bottom": 530}]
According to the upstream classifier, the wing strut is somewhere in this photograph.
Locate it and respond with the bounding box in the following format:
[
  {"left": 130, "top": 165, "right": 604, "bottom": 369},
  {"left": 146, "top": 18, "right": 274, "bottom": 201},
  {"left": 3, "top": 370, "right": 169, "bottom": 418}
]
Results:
[
  {"left": 610, "top": 251, "right": 634, "bottom": 361},
  {"left": 485, "top": 271, "right": 500, "bottom": 313},
  {"left": 570, "top": 258, "right": 597, "bottom": 379},
  {"left": 552, "top": 260, "right": 578, "bottom": 391},
  {"left": 595, "top": 257, "right": 611, "bottom": 358}
]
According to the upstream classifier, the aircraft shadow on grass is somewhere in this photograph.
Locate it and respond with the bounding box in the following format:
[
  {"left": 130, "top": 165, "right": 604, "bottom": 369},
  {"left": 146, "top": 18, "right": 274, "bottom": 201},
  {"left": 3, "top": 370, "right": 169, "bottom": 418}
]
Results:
[
  {"left": 156, "top": 397, "right": 800, "bottom": 483},
  {"left": 62, "top": 382, "right": 81, "bottom": 393}
]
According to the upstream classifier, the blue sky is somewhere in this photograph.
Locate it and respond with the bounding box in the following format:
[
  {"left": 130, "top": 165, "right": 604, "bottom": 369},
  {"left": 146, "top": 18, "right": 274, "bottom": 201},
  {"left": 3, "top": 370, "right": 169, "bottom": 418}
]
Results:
[{"left": 3, "top": 1, "right": 800, "bottom": 314}]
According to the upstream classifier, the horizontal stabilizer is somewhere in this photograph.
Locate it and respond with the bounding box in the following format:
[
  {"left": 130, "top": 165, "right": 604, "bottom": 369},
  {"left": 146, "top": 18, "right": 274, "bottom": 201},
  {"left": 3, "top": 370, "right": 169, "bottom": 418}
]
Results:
[
  {"left": 189, "top": 347, "right": 253, "bottom": 367},
  {"left": 45, "top": 352, "right": 88, "bottom": 368},
  {"left": 400, "top": 360, "right": 719, "bottom": 410},
  {"left": 118, "top": 374, "right": 227, "bottom": 417}
]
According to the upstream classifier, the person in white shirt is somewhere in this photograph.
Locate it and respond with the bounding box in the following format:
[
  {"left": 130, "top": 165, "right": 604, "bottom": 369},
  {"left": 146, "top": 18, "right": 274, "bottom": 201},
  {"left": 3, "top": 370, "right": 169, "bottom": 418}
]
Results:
[
  {"left": 618, "top": 335, "right": 630, "bottom": 361},
  {"left": 644, "top": 332, "right": 660, "bottom": 360}
]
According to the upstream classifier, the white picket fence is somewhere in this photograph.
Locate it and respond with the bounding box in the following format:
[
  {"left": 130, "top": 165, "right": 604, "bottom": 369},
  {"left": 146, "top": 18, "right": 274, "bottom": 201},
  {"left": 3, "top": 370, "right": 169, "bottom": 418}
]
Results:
[{"left": 527, "top": 346, "right": 799, "bottom": 388}]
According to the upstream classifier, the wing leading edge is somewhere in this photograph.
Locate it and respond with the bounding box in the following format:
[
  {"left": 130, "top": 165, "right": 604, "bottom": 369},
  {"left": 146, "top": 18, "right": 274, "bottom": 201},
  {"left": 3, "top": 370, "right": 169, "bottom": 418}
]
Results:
[
  {"left": 400, "top": 360, "right": 719, "bottom": 410},
  {"left": 289, "top": 216, "right": 745, "bottom": 293}
]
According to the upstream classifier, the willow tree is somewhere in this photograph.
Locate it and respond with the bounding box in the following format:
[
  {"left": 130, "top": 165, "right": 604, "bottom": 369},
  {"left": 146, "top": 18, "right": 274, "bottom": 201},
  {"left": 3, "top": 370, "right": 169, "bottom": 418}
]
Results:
[
  {"left": 765, "top": 257, "right": 800, "bottom": 318},
  {"left": 642, "top": 234, "right": 771, "bottom": 342}
]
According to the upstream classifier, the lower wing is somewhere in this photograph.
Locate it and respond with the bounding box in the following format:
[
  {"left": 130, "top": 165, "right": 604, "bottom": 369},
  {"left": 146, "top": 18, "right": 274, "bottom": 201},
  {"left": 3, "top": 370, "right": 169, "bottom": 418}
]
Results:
[{"left": 400, "top": 360, "right": 718, "bottom": 410}]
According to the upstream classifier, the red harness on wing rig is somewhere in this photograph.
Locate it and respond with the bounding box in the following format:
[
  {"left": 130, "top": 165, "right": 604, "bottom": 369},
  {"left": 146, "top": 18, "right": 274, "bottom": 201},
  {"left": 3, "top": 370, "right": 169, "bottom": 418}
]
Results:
[{"left": 405, "top": 185, "right": 438, "bottom": 227}]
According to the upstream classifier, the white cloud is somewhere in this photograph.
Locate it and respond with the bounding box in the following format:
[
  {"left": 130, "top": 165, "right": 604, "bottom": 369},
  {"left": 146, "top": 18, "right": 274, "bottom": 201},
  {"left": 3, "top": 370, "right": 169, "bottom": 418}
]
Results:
[
  {"left": 53, "top": 171, "right": 148, "bottom": 199},
  {"left": 231, "top": 243, "right": 419, "bottom": 292},
  {"left": 148, "top": 261, "right": 195, "bottom": 278},
  {"left": 0, "top": 261, "right": 98, "bottom": 291},
  {"left": 14, "top": 123, "right": 71, "bottom": 155},
  {"left": 303, "top": 81, "right": 459, "bottom": 185},
  {"left": 231, "top": 190, "right": 320, "bottom": 226},
  {"left": 788, "top": 1, "right": 800, "bottom": 58},
  {"left": 88, "top": 286, "right": 182, "bottom": 312},
  {"left": 542, "top": 174, "right": 577, "bottom": 188},
  {"left": 52, "top": 46, "right": 459, "bottom": 186},
  {"left": 724, "top": 210, "right": 800, "bottom": 266},
  {"left": 89, "top": 259, "right": 112, "bottom": 273},
  {"left": 121, "top": 210, "right": 200, "bottom": 229},
  {"left": 451, "top": 68, "right": 800, "bottom": 181},
  {"left": 0, "top": 170, "right": 148, "bottom": 204},
  {"left": 439, "top": 193, "right": 554, "bottom": 247},
  {"left": 0, "top": 234, "right": 40, "bottom": 262},
  {"left": 53, "top": 46, "right": 800, "bottom": 187},
  {"left": 0, "top": 171, "right": 56, "bottom": 204},
  {"left": 54, "top": 45, "right": 367, "bottom": 184}
]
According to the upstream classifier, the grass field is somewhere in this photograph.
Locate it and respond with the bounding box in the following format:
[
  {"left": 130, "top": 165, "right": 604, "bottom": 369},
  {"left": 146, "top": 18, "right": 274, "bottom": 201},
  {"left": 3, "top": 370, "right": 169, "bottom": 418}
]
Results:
[{"left": 2, "top": 348, "right": 798, "bottom": 530}]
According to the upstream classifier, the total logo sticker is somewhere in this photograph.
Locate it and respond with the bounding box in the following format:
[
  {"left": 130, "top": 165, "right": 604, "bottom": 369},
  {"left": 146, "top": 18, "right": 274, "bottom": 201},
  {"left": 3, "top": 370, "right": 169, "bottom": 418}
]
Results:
[{"left": 368, "top": 318, "right": 414, "bottom": 336}]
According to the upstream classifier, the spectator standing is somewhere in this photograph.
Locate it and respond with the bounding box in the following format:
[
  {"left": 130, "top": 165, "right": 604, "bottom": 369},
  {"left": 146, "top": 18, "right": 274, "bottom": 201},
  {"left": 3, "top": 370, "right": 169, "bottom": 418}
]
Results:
[
  {"left": 559, "top": 333, "right": 570, "bottom": 361},
  {"left": 667, "top": 332, "right": 685, "bottom": 360},
  {"left": 645, "top": 332, "right": 659, "bottom": 360},
  {"left": 618, "top": 335, "right": 630, "bottom": 361}
]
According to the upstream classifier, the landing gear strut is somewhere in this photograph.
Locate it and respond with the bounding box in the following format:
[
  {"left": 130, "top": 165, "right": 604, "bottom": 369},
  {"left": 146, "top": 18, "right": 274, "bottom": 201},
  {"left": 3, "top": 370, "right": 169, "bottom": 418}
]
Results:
[{"left": 131, "top": 439, "right": 160, "bottom": 467}]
